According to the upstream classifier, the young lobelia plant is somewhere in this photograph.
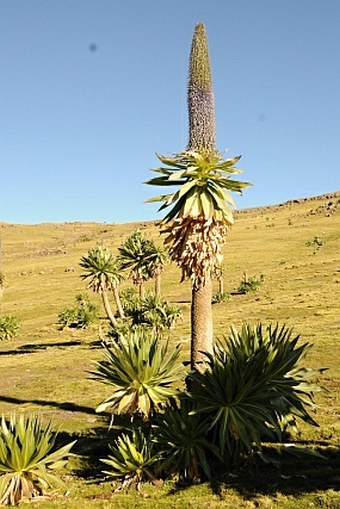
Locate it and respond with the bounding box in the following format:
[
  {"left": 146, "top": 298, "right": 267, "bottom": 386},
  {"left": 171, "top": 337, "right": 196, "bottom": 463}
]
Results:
[
  {"left": 238, "top": 272, "right": 265, "bottom": 294},
  {"left": 0, "top": 414, "right": 76, "bottom": 506},
  {"left": 100, "top": 428, "right": 159, "bottom": 490},
  {"left": 57, "top": 293, "right": 98, "bottom": 330},
  {"left": 125, "top": 291, "right": 182, "bottom": 334},
  {"left": 0, "top": 316, "right": 20, "bottom": 341},
  {"left": 92, "top": 328, "right": 183, "bottom": 420}
]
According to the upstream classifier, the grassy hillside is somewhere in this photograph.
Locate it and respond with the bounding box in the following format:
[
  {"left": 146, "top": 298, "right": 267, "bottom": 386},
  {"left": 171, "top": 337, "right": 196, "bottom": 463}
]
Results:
[{"left": 0, "top": 191, "right": 339, "bottom": 508}]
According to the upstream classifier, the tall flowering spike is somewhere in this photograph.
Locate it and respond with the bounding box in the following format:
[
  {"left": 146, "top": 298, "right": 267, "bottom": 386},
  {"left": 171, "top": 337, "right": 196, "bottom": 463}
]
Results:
[{"left": 187, "top": 23, "right": 216, "bottom": 152}]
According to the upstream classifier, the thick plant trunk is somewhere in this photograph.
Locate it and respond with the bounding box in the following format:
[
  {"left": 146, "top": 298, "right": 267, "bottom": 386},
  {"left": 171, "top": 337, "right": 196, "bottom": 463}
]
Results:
[
  {"left": 101, "top": 290, "right": 117, "bottom": 327},
  {"left": 113, "top": 286, "right": 125, "bottom": 319},
  {"left": 139, "top": 281, "right": 145, "bottom": 300},
  {"left": 190, "top": 277, "right": 213, "bottom": 370},
  {"left": 155, "top": 272, "right": 161, "bottom": 297}
]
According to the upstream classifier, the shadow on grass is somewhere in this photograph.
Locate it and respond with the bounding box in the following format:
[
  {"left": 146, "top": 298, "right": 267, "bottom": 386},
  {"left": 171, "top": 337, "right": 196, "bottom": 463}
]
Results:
[
  {"left": 57, "top": 426, "right": 112, "bottom": 480},
  {"left": 0, "top": 394, "right": 99, "bottom": 415},
  {"left": 58, "top": 426, "right": 340, "bottom": 507},
  {"left": 167, "top": 444, "right": 340, "bottom": 500},
  {"left": 56, "top": 415, "right": 138, "bottom": 481},
  {"left": 0, "top": 339, "right": 103, "bottom": 355},
  {"left": 54, "top": 420, "right": 340, "bottom": 500}
]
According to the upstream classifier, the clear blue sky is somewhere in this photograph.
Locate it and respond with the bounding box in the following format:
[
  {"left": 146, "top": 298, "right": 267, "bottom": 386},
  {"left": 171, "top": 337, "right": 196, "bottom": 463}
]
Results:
[{"left": 1, "top": 0, "right": 340, "bottom": 224}]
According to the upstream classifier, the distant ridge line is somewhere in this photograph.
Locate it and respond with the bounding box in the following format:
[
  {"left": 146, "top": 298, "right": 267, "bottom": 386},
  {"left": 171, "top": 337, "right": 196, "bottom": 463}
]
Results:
[{"left": 235, "top": 190, "right": 340, "bottom": 214}]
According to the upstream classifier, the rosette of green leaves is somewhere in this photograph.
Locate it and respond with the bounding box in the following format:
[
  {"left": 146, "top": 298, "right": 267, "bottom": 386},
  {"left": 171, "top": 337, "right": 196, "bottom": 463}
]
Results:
[
  {"left": 92, "top": 328, "right": 183, "bottom": 419},
  {"left": 153, "top": 398, "right": 221, "bottom": 482},
  {"left": 118, "top": 230, "right": 154, "bottom": 284},
  {"left": 100, "top": 428, "right": 159, "bottom": 488},
  {"left": 145, "top": 150, "right": 251, "bottom": 225},
  {"left": 0, "top": 316, "right": 20, "bottom": 341},
  {"left": 0, "top": 414, "right": 76, "bottom": 506},
  {"left": 80, "top": 245, "right": 124, "bottom": 294},
  {"left": 188, "top": 323, "right": 324, "bottom": 460}
]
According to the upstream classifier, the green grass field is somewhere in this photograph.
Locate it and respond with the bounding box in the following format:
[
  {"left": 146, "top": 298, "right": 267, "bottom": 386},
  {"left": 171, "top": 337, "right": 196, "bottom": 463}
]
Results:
[{"left": 0, "top": 191, "right": 339, "bottom": 508}]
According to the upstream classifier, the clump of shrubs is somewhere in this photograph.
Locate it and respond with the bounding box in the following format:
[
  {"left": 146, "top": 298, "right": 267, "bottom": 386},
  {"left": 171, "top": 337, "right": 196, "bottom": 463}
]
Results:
[
  {"left": 58, "top": 293, "right": 98, "bottom": 329},
  {"left": 107, "top": 289, "right": 181, "bottom": 342},
  {"left": 238, "top": 273, "right": 265, "bottom": 294},
  {"left": 0, "top": 315, "right": 20, "bottom": 340},
  {"left": 212, "top": 291, "right": 230, "bottom": 304},
  {"left": 306, "top": 235, "right": 324, "bottom": 248}
]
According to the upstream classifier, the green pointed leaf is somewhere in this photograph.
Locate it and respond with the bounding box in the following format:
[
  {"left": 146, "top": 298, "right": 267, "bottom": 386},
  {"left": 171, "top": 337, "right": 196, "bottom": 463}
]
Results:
[{"left": 145, "top": 193, "right": 174, "bottom": 204}]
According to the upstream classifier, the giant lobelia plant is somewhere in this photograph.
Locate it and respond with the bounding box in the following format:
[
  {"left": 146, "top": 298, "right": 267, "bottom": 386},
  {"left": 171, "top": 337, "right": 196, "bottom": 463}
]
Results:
[
  {"left": 145, "top": 23, "right": 251, "bottom": 369},
  {"left": 118, "top": 231, "right": 155, "bottom": 300},
  {"left": 80, "top": 245, "right": 125, "bottom": 325}
]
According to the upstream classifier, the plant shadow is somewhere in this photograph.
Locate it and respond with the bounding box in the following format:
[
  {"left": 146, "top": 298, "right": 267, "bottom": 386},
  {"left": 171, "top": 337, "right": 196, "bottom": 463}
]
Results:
[
  {"left": 167, "top": 443, "right": 340, "bottom": 499},
  {"left": 60, "top": 421, "right": 340, "bottom": 499},
  {"left": 57, "top": 415, "right": 138, "bottom": 480},
  {"left": 0, "top": 339, "right": 103, "bottom": 355},
  {"left": 0, "top": 394, "right": 99, "bottom": 416}
]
